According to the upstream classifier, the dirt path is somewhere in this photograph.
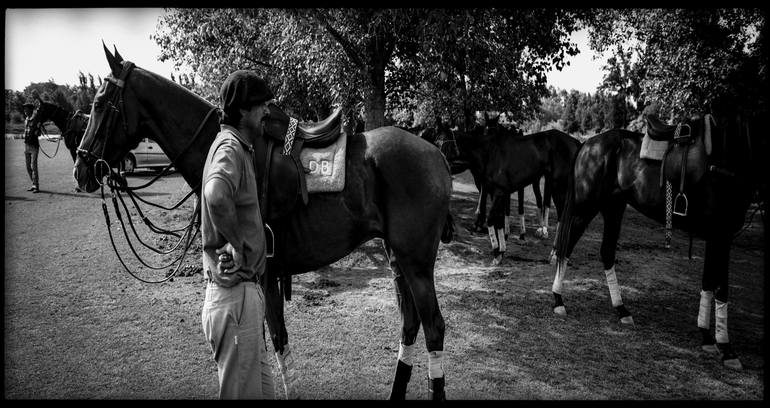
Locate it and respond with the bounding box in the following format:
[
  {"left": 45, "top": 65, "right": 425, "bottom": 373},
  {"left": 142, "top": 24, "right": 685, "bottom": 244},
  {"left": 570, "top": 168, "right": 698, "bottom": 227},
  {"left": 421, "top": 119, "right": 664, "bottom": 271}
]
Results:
[{"left": 4, "top": 138, "right": 764, "bottom": 399}]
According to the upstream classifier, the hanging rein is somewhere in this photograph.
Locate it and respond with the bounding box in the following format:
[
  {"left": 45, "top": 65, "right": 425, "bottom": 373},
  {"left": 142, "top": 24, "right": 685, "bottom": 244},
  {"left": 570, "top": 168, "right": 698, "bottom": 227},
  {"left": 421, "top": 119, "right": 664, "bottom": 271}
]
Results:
[{"left": 78, "top": 61, "right": 219, "bottom": 283}]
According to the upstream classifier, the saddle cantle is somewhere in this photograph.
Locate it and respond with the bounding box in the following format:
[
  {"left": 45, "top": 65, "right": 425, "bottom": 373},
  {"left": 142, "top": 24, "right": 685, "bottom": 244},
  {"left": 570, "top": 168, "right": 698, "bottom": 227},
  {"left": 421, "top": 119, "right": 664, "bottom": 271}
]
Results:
[
  {"left": 265, "top": 108, "right": 343, "bottom": 148},
  {"left": 646, "top": 114, "right": 689, "bottom": 141}
]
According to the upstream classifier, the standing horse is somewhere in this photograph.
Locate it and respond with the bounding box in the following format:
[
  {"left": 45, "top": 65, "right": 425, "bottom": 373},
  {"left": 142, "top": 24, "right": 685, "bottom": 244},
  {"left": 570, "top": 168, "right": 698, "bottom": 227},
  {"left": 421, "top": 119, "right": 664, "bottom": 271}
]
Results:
[
  {"left": 484, "top": 127, "right": 582, "bottom": 264},
  {"left": 551, "top": 113, "right": 762, "bottom": 370},
  {"left": 30, "top": 99, "right": 90, "bottom": 163},
  {"left": 431, "top": 117, "right": 550, "bottom": 240},
  {"left": 73, "top": 47, "right": 454, "bottom": 400}
]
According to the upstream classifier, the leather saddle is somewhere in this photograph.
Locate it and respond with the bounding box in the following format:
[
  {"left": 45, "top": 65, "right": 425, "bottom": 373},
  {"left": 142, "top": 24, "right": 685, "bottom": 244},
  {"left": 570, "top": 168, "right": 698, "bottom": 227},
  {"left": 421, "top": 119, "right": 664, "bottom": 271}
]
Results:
[
  {"left": 265, "top": 107, "right": 343, "bottom": 148},
  {"left": 257, "top": 107, "right": 345, "bottom": 223},
  {"left": 646, "top": 114, "right": 708, "bottom": 216}
]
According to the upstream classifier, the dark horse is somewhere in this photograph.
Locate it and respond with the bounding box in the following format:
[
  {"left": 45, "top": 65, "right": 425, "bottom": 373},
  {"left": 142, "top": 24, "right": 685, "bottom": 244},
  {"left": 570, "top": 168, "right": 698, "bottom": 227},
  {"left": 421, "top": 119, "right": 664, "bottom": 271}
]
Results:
[
  {"left": 29, "top": 99, "right": 90, "bottom": 163},
  {"left": 431, "top": 117, "right": 552, "bottom": 251},
  {"left": 551, "top": 113, "right": 763, "bottom": 370},
  {"left": 485, "top": 126, "right": 582, "bottom": 264},
  {"left": 73, "top": 47, "right": 454, "bottom": 400}
]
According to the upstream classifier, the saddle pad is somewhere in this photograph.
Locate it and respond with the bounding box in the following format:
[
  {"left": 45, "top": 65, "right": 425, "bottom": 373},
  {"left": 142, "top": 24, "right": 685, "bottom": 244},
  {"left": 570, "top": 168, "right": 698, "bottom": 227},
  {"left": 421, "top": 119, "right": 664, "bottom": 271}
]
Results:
[
  {"left": 640, "top": 133, "right": 669, "bottom": 161},
  {"left": 299, "top": 132, "right": 346, "bottom": 193}
]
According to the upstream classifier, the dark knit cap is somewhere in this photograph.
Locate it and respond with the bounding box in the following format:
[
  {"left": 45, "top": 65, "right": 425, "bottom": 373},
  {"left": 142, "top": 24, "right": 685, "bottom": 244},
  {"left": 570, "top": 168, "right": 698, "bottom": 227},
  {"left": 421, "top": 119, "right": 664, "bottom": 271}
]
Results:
[{"left": 219, "top": 70, "right": 274, "bottom": 111}]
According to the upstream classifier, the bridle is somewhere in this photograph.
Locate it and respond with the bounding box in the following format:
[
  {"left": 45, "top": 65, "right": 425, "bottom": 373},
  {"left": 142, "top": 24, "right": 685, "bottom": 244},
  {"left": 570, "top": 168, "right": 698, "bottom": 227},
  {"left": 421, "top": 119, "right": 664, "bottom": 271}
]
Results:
[
  {"left": 30, "top": 104, "right": 64, "bottom": 159},
  {"left": 80, "top": 60, "right": 219, "bottom": 283}
]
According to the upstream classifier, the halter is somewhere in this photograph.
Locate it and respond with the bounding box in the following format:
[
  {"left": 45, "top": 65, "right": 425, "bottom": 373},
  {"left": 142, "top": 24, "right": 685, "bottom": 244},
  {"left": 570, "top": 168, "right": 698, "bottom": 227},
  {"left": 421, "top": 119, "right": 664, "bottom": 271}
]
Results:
[{"left": 81, "top": 60, "right": 217, "bottom": 283}]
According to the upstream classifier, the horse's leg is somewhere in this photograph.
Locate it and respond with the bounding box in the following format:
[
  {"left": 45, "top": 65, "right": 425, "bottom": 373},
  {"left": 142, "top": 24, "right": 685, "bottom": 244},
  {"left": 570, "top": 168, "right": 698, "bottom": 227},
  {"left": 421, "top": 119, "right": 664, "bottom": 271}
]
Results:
[
  {"left": 544, "top": 176, "right": 558, "bottom": 263},
  {"left": 399, "top": 257, "right": 446, "bottom": 400},
  {"left": 487, "top": 192, "right": 507, "bottom": 265},
  {"left": 472, "top": 184, "right": 486, "bottom": 233},
  {"left": 263, "top": 271, "right": 296, "bottom": 399},
  {"left": 517, "top": 188, "right": 526, "bottom": 240},
  {"left": 599, "top": 200, "right": 634, "bottom": 324},
  {"left": 532, "top": 179, "right": 547, "bottom": 239},
  {"left": 700, "top": 234, "right": 742, "bottom": 370},
  {"left": 504, "top": 193, "right": 511, "bottom": 240},
  {"left": 384, "top": 242, "right": 422, "bottom": 400},
  {"left": 552, "top": 210, "right": 597, "bottom": 316}
]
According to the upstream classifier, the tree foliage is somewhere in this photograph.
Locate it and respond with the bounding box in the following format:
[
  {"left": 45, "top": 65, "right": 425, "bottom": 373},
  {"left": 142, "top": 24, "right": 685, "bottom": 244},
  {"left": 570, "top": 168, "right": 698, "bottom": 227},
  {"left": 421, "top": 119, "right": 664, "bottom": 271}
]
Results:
[
  {"left": 152, "top": 8, "right": 587, "bottom": 131},
  {"left": 587, "top": 8, "right": 766, "bottom": 119}
]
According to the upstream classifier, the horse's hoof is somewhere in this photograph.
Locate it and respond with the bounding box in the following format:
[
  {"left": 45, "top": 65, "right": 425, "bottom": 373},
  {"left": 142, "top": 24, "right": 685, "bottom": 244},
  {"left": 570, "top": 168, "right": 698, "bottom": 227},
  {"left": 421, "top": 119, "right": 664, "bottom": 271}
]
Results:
[
  {"left": 553, "top": 305, "right": 567, "bottom": 316},
  {"left": 619, "top": 316, "right": 635, "bottom": 325},
  {"left": 702, "top": 344, "right": 720, "bottom": 355},
  {"left": 723, "top": 358, "right": 743, "bottom": 371},
  {"left": 491, "top": 256, "right": 503, "bottom": 266},
  {"left": 518, "top": 233, "right": 526, "bottom": 241}
]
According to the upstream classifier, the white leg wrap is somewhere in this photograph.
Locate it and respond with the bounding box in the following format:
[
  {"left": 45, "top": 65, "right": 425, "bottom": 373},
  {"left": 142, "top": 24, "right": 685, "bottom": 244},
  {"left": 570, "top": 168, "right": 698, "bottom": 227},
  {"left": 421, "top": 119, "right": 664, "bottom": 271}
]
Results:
[
  {"left": 552, "top": 258, "right": 568, "bottom": 294},
  {"left": 715, "top": 300, "right": 729, "bottom": 344},
  {"left": 697, "top": 290, "right": 714, "bottom": 329},
  {"left": 543, "top": 207, "right": 550, "bottom": 228},
  {"left": 397, "top": 342, "right": 418, "bottom": 366},
  {"left": 276, "top": 345, "right": 298, "bottom": 399},
  {"left": 488, "top": 226, "right": 499, "bottom": 250},
  {"left": 496, "top": 228, "right": 506, "bottom": 253},
  {"left": 519, "top": 215, "right": 526, "bottom": 235},
  {"left": 504, "top": 215, "right": 511, "bottom": 236},
  {"left": 604, "top": 266, "right": 623, "bottom": 307},
  {"left": 428, "top": 350, "right": 445, "bottom": 379}
]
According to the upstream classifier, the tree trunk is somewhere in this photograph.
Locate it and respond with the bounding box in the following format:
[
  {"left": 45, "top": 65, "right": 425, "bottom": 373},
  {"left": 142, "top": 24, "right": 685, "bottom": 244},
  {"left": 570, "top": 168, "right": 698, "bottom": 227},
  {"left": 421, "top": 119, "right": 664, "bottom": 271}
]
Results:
[{"left": 362, "top": 28, "right": 392, "bottom": 131}]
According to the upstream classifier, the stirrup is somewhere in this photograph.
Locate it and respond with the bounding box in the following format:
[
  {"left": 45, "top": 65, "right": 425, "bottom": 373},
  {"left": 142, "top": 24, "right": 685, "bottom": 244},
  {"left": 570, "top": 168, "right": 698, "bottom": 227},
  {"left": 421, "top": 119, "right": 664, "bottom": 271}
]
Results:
[
  {"left": 265, "top": 224, "right": 275, "bottom": 258},
  {"left": 673, "top": 192, "right": 688, "bottom": 217}
]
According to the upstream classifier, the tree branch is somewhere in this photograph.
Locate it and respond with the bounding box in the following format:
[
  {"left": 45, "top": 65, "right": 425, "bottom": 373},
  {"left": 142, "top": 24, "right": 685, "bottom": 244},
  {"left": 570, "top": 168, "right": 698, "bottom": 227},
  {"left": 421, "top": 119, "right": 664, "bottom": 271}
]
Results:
[{"left": 311, "top": 9, "right": 366, "bottom": 69}]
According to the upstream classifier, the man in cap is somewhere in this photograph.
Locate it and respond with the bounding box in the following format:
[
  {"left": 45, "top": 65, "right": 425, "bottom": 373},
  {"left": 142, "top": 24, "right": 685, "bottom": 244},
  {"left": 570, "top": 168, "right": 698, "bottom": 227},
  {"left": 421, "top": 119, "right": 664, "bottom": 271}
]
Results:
[
  {"left": 22, "top": 102, "right": 40, "bottom": 192},
  {"left": 199, "top": 70, "right": 275, "bottom": 399}
]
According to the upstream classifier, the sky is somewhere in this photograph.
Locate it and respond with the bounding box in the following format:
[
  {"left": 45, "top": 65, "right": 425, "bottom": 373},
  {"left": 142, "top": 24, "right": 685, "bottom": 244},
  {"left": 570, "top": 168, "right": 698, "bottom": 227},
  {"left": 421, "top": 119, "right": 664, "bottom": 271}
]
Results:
[{"left": 5, "top": 8, "right": 607, "bottom": 94}]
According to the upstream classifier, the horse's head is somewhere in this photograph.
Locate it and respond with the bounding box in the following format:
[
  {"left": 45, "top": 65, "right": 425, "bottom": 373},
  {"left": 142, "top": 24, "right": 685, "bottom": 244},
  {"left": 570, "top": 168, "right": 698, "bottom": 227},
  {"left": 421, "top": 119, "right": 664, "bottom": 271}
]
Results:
[
  {"left": 29, "top": 100, "right": 58, "bottom": 129},
  {"left": 74, "top": 44, "right": 145, "bottom": 192}
]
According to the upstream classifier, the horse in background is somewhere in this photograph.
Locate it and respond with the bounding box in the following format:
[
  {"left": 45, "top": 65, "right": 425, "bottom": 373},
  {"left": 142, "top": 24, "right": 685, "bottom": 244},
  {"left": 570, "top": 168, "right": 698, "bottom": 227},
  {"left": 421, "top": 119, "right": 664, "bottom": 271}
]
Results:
[
  {"left": 29, "top": 98, "right": 90, "bottom": 163},
  {"left": 73, "top": 46, "right": 454, "bottom": 400},
  {"left": 429, "top": 115, "right": 551, "bottom": 242},
  {"left": 551, "top": 112, "right": 764, "bottom": 370},
  {"left": 484, "top": 124, "right": 582, "bottom": 264}
]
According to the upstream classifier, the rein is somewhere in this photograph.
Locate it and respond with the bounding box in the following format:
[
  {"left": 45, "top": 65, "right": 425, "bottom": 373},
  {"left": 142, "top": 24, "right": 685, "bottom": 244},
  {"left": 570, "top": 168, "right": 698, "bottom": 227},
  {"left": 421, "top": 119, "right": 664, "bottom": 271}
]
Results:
[
  {"left": 36, "top": 124, "right": 63, "bottom": 159},
  {"left": 84, "top": 60, "right": 217, "bottom": 283}
]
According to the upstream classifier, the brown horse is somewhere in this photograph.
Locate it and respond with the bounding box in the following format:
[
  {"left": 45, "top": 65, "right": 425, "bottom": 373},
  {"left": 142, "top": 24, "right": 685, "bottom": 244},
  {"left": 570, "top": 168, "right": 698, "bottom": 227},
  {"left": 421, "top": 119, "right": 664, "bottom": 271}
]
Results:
[
  {"left": 30, "top": 99, "right": 90, "bottom": 163},
  {"left": 484, "top": 126, "right": 582, "bottom": 264},
  {"left": 551, "top": 113, "right": 763, "bottom": 370},
  {"left": 73, "top": 46, "right": 454, "bottom": 400},
  {"left": 430, "top": 117, "right": 550, "bottom": 242}
]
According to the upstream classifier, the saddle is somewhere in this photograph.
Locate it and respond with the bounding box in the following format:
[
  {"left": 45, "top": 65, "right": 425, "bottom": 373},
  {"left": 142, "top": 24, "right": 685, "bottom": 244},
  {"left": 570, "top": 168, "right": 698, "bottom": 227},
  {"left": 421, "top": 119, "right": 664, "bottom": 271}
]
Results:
[
  {"left": 644, "top": 113, "right": 712, "bottom": 216},
  {"left": 257, "top": 108, "right": 345, "bottom": 302},
  {"left": 257, "top": 107, "right": 345, "bottom": 223}
]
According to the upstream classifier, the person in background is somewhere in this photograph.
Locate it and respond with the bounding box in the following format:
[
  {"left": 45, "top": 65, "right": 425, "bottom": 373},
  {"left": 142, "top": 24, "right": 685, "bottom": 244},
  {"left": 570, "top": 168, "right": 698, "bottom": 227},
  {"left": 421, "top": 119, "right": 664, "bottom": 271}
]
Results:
[
  {"left": 22, "top": 102, "right": 40, "bottom": 193},
  {"left": 199, "top": 70, "right": 275, "bottom": 399}
]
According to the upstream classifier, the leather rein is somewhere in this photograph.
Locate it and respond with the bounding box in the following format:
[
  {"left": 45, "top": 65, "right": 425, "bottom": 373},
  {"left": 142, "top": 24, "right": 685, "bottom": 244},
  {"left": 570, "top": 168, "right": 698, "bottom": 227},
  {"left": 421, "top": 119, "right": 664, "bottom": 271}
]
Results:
[{"left": 79, "top": 60, "right": 217, "bottom": 283}]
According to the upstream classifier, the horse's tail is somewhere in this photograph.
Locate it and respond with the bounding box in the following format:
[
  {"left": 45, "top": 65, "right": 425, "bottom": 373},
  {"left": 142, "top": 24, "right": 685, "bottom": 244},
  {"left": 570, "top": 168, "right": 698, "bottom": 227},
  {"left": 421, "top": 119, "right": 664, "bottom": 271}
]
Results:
[
  {"left": 441, "top": 212, "right": 455, "bottom": 243},
  {"left": 554, "top": 149, "right": 578, "bottom": 260}
]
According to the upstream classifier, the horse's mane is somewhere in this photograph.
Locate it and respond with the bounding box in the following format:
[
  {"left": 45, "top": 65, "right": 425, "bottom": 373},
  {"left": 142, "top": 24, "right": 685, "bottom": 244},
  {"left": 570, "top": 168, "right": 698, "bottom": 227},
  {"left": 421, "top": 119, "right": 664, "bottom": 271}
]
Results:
[{"left": 130, "top": 64, "right": 216, "bottom": 110}]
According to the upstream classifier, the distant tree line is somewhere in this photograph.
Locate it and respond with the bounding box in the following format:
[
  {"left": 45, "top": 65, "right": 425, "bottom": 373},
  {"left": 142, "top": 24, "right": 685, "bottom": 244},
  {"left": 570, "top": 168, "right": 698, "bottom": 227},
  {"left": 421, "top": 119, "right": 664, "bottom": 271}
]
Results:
[{"left": 4, "top": 71, "right": 195, "bottom": 128}]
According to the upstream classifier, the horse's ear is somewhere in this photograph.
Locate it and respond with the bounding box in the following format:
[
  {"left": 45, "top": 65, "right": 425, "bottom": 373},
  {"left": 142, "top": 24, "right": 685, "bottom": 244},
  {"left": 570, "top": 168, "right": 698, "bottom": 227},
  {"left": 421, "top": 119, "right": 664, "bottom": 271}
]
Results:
[
  {"left": 102, "top": 40, "right": 122, "bottom": 77},
  {"left": 113, "top": 46, "right": 124, "bottom": 63}
]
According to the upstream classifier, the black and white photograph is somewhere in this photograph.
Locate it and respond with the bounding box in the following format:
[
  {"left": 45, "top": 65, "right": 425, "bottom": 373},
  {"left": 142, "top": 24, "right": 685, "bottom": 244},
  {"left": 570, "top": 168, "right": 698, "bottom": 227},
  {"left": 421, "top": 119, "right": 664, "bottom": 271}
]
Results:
[{"left": 4, "top": 7, "right": 766, "bottom": 400}]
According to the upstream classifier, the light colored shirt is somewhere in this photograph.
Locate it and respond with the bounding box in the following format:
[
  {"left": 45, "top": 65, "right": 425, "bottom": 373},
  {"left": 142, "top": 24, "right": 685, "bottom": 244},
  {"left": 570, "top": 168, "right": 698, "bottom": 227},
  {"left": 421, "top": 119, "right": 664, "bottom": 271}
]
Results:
[{"left": 200, "top": 124, "right": 266, "bottom": 287}]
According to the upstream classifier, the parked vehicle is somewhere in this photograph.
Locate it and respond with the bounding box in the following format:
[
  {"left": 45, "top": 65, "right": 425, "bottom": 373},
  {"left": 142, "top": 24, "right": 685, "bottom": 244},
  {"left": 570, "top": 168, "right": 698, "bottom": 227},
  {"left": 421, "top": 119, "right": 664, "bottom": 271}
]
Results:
[{"left": 119, "top": 138, "right": 172, "bottom": 174}]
